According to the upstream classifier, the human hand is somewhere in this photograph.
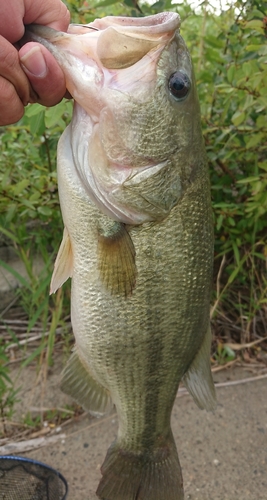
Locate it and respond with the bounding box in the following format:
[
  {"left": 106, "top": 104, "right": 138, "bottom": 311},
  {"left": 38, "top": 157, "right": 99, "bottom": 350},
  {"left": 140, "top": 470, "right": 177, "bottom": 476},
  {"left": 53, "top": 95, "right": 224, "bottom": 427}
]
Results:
[{"left": 0, "top": 0, "right": 70, "bottom": 126}]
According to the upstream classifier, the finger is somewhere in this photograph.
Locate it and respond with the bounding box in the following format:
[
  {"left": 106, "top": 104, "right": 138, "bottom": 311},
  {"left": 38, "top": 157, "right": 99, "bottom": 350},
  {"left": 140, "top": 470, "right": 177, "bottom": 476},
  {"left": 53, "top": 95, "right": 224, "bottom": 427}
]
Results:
[
  {"left": 0, "top": 1, "right": 70, "bottom": 43},
  {"left": 19, "top": 42, "right": 67, "bottom": 107},
  {"left": 23, "top": 0, "right": 70, "bottom": 32},
  {"left": 0, "top": 36, "right": 30, "bottom": 105},
  {"left": 0, "top": 1, "right": 24, "bottom": 43},
  {"left": 0, "top": 76, "right": 25, "bottom": 125}
]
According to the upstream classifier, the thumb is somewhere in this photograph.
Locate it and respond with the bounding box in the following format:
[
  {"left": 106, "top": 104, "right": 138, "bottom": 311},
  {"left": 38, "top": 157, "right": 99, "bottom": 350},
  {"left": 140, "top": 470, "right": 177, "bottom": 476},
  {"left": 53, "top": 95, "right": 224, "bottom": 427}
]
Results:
[{"left": 19, "top": 42, "right": 67, "bottom": 106}]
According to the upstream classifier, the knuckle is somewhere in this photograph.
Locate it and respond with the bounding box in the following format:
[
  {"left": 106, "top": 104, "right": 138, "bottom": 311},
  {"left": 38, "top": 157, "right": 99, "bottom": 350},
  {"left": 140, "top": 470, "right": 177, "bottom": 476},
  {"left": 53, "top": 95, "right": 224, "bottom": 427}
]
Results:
[
  {"left": 0, "top": 77, "right": 14, "bottom": 100},
  {"left": 0, "top": 46, "right": 19, "bottom": 72},
  {"left": 0, "top": 78, "right": 24, "bottom": 125},
  {"left": 62, "top": 8, "right": 71, "bottom": 27}
]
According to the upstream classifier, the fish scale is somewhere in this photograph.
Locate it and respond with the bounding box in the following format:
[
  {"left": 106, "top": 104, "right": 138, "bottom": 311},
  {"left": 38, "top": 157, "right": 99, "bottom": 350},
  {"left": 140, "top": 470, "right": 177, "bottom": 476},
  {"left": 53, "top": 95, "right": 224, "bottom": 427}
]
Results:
[
  {"left": 24, "top": 11, "right": 216, "bottom": 500},
  {"left": 59, "top": 143, "right": 212, "bottom": 445}
]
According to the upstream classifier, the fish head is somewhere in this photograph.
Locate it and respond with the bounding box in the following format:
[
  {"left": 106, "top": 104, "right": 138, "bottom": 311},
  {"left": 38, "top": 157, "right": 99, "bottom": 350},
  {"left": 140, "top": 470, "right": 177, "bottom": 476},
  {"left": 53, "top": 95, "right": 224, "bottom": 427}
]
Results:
[{"left": 25, "top": 13, "right": 203, "bottom": 224}]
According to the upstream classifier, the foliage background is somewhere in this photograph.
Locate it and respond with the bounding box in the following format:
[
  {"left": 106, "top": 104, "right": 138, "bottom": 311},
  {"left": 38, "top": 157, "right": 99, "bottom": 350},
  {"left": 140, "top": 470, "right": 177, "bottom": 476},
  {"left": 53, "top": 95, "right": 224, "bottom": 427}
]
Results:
[{"left": 0, "top": 0, "right": 266, "bottom": 362}]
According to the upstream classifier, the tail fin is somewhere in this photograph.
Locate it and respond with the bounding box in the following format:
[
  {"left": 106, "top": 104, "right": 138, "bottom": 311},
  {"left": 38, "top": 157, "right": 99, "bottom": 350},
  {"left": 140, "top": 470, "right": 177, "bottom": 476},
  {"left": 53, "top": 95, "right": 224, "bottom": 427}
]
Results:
[{"left": 96, "top": 434, "right": 184, "bottom": 500}]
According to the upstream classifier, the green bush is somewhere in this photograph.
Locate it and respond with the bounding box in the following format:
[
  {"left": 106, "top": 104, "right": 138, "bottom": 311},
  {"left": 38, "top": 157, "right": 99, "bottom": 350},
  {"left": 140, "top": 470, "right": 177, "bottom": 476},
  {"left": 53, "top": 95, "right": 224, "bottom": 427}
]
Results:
[{"left": 181, "top": 1, "right": 267, "bottom": 342}]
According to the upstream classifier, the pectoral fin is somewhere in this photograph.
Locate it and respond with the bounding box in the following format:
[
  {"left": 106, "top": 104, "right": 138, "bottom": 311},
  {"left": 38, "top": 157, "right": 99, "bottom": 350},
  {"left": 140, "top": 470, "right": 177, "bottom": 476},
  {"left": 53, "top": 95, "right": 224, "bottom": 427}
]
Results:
[
  {"left": 182, "top": 325, "right": 217, "bottom": 411},
  {"left": 97, "top": 221, "right": 136, "bottom": 297},
  {"left": 50, "top": 227, "right": 73, "bottom": 294},
  {"left": 60, "top": 347, "right": 113, "bottom": 415}
]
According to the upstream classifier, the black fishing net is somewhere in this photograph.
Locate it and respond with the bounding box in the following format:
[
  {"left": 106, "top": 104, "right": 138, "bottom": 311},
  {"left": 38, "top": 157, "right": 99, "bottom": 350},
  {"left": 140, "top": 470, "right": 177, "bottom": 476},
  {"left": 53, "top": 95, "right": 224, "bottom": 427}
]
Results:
[{"left": 0, "top": 456, "right": 68, "bottom": 500}]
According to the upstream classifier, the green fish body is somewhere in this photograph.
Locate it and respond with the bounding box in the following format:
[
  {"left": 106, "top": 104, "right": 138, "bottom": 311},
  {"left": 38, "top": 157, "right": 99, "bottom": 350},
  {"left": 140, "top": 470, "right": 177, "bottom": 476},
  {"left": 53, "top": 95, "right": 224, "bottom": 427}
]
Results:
[{"left": 26, "top": 12, "right": 216, "bottom": 500}]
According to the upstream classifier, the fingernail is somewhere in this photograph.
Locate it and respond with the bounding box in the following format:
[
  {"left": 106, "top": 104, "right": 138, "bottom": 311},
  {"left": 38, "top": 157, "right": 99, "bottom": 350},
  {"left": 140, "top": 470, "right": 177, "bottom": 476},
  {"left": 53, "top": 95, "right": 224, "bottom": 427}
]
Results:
[{"left": 20, "top": 46, "right": 47, "bottom": 78}]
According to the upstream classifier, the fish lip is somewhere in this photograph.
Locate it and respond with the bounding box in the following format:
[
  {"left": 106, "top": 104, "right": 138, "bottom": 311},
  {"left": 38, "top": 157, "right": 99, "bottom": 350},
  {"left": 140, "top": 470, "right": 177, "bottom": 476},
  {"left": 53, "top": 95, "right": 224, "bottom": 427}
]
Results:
[
  {"left": 22, "top": 24, "right": 66, "bottom": 44},
  {"left": 86, "top": 12, "right": 180, "bottom": 35},
  {"left": 23, "top": 11, "right": 180, "bottom": 43},
  {"left": 20, "top": 25, "right": 70, "bottom": 64}
]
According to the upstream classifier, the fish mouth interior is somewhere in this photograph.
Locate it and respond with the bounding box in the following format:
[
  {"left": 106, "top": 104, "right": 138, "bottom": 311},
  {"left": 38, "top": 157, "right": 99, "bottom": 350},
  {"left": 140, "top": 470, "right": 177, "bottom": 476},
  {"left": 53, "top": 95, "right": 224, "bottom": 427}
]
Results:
[
  {"left": 68, "top": 12, "right": 180, "bottom": 38},
  {"left": 66, "top": 12, "right": 181, "bottom": 70},
  {"left": 23, "top": 12, "right": 180, "bottom": 75}
]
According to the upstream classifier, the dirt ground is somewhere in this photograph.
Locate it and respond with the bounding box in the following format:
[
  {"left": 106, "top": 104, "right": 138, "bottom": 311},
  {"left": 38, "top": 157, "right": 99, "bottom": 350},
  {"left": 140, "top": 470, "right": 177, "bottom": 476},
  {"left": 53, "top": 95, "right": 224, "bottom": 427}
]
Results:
[
  {"left": 1, "top": 254, "right": 267, "bottom": 499},
  {"left": 1, "top": 357, "right": 267, "bottom": 500}
]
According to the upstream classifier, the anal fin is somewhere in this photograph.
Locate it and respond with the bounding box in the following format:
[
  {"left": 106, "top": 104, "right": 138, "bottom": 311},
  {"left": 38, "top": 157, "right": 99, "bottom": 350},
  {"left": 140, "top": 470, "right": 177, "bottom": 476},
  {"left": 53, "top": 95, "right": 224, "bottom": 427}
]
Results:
[
  {"left": 50, "top": 227, "right": 73, "bottom": 294},
  {"left": 182, "top": 325, "right": 217, "bottom": 411},
  {"left": 60, "top": 347, "right": 113, "bottom": 415},
  {"left": 97, "top": 220, "right": 136, "bottom": 297}
]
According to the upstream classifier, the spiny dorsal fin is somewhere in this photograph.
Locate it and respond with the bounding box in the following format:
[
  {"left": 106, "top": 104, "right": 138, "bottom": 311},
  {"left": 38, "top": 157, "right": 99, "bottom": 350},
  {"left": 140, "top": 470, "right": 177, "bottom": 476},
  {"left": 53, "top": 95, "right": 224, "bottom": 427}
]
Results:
[
  {"left": 182, "top": 324, "right": 217, "bottom": 412},
  {"left": 50, "top": 227, "right": 73, "bottom": 294},
  {"left": 60, "top": 347, "right": 113, "bottom": 416},
  {"left": 97, "top": 220, "right": 136, "bottom": 297}
]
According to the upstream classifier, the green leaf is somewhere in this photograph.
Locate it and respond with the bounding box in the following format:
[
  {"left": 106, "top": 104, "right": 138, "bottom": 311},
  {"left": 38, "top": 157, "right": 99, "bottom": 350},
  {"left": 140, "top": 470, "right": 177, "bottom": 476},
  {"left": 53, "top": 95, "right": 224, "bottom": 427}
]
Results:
[
  {"left": 246, "top": 44, "right": 267, "bottom": 55},
  {"left": 12, "top": 179, "right": 29, "bottom": 195},
  {"left": 259, "top": 162, "right": 267, "bottom": 172},
  {"left": 45, "top": 101, "right": 70, "bottom": 129},
  {"left": 243, "top": 94, "right": 254, "bottom": 111},
  {"left": 0, "top": 259, "right": 31, "bottom": 289},
  {"left": 237, "top": 176, "right": 260, "bottom": 184},
  {"left": 227, "top": 217, "right": 235, "bottom": 227},
  {"left": 29, "top": 192, "right": 41, "bottom": 202},
  {"left": 232, "top": 110, "right": 246, "bottom": 126},
  {"left": 245, "top": 20, "right": 264, "bottom": 33},
  {"left": 216, "top": 214, "right": 224, "bottom": 231},
  {"left": 242, "top": 61, "right": 254, "bottom": 78},
  {"left": 227, "top": 65, "right": 236, "bottom": 83},
  {"left": 5, "top": 204, "right": 17, "bottom": 223},
  {"left": 29, "top": 110, "right": 45, "bottom": 136},
  {"left": 96, "top": 0, "right": 119, "bottom": 6},
  {"left": 25, "top": 104, "right": 44, "bottom": 117},
  {"left": 205, "top": 35, "right": 224, "bottom": 49},
  {"left": 246, "top": 133, "right": 264, "bottom": 149},
  {"left": 20, "top": 198, "right": 36, "bottom": 210},
  {"left": 21, "top": 343, "right": 45, "bottom": 368},
  {"left": 0, "top": 370, "right": 12, "bottom": 384},
  {"left": 224, "top": 346, "right": 235, "bottom": 361},
  {"left": 232, "top": 241, "right": 240, "bottom": 265},
  {"left": 37, "top": 206, "right": 53, "bottom": 216},
  {"left": 27, "top": 297, "right": 49, "bottom": 333},
  {"left": 216, "top": 83, "right": 235, "bottom": 93},
  {"left": 0, "top": 226, "right": 19, "bottom": 244},
  {"left": 227, "top": 257, "right": 246, "bottom": 285}
]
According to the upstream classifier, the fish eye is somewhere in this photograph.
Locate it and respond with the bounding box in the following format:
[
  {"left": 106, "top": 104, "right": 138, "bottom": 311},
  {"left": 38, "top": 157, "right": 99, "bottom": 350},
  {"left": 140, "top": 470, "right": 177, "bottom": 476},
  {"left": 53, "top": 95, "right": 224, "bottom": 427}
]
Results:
[{"left": 168, "top": 71, "right": 191, "bottom": 101}]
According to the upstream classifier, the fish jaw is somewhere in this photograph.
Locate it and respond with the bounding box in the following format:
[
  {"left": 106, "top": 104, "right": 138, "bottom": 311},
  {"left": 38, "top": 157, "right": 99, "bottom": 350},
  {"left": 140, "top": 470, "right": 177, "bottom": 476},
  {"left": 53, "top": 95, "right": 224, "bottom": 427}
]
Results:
[{"left": 24, "top": 13, "right": 180, "bottom": 112}]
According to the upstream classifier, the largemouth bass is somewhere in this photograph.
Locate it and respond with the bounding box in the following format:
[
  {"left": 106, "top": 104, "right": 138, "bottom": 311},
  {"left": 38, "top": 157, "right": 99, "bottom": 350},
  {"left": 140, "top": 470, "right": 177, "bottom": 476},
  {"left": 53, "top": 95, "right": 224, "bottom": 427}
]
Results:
[{"left": 25, "top": 12, "right": 216, "bottom": 500}]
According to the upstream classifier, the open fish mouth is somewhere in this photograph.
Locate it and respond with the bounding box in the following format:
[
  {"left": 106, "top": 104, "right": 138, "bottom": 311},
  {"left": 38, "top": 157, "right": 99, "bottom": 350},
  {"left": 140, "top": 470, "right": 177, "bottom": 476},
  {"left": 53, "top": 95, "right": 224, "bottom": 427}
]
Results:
[{"left": 23, "top": 12, "right": 180, "bottom": 71}]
